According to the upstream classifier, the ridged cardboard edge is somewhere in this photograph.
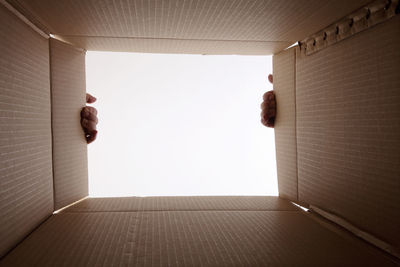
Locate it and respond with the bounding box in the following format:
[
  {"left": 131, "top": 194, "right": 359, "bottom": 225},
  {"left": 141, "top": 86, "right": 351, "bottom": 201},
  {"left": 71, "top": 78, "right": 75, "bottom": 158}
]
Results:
[
  {"left": 49, "top": 38, "right": 88, "bottom": 210},
  {"left": 273, "top": 47, "right": 298, "bottom": 201}
]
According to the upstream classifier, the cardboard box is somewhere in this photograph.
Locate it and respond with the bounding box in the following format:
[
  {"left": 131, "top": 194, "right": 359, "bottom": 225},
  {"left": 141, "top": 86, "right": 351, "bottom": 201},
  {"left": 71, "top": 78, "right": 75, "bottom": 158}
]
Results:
[{"left": 0, "top": 0, "right": 399, "bottom": 265}]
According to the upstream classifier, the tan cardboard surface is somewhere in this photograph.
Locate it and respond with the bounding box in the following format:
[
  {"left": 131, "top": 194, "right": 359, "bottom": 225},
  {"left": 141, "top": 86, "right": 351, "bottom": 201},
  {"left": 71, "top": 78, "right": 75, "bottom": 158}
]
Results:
[
  {"left": 63, "top": 196, "right": 298, "bottom": 212},
  {"left": 296, "top": 15, "right": 400, "bottom": 251},
  {"left": 8, "top": 0, "right": 370, "bottom": 54},
  {"left": 2, "top": 209, "right": 397, "bottom": 266},
  {"left": 299, "top": 0, "right": 399, "bottom": 56},
  {"left": 50, "top": 39, "right": 88, "bottom": 210},
  {"left": 273, "top": 48, "right": 298, "bottom": 201},
  {"left": 0, "top": 4, "right": 53, "bottom": 258}
]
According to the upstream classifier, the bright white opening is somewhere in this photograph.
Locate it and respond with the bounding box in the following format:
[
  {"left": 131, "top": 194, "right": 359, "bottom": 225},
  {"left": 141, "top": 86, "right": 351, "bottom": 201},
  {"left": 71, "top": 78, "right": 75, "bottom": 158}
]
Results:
[{"left": 86, "top": 52, "right": 277, "bottom": 197}]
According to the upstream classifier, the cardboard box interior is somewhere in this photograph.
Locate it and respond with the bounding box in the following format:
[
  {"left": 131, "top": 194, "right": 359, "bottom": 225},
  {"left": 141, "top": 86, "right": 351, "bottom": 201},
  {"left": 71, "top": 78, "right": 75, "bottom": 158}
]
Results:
[{"left": 0, "top": 0, "right": 399, "bottom": 265}]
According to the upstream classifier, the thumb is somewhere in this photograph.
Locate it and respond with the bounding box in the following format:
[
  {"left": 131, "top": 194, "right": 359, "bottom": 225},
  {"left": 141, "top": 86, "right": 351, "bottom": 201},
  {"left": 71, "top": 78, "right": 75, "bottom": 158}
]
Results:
[
  {"left": 86, "top": 93, "right": 97, "bottom": 104},
  {"left": 268, "top": 74, "right": 273, "bottom": 84}
]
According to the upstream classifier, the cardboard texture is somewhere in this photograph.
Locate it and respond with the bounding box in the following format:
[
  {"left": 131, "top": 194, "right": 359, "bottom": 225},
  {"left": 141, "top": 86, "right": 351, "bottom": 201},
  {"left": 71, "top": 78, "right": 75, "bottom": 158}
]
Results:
[
  {"left": 7, "top": 0, "right": 370, "bottom": 55},
  {"left": 49, "top": 38, "right": 88, "bottom": 210},
  {"left": 0, "top": 4, "right": 53, "bottom": 258},
  {"left": 2, "top": 206, "right": 397, "bottom": 266},
  {"left": 62, "top": 196, "right": 298, "bottom": 212},
  {"left": 296, "top": 15, "right": 400, "bottom": 253},
  {"left": 1, "top": 0, "right": 400, "bottom": 264},
  {"left": 300, "top": 0, "right": 399, "bottom": 56},
  {"left": 273, "top": 48, "right": 298, "bottom": 201}
]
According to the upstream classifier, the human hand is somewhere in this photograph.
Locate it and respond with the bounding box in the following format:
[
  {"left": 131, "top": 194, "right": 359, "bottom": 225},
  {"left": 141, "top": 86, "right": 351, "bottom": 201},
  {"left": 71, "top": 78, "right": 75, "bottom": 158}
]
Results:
[
  {"left": 81, "top": 93, "right": 98, "bottom": 144},
  {"left": 260, "top": 74, "right": 276, "bottom": 128}
]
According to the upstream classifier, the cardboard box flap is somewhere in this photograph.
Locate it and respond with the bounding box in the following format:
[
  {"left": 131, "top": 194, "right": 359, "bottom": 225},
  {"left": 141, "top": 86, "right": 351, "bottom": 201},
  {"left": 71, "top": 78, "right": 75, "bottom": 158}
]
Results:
[
  {"left": 62, "top": 196, "right": 299, "bottom": 212},
  {"left": 0, "top": 4, "right": 53, "bottom": 258},
  {"left": 7, "top": 0, "right": 370, "bottom": 54},
  {"left": 2, "top": 209, "right": 397, "bottom": 266},
  {"left": 273, "top": 48, "right": 298, "bottom": 201},
  {"left": 50, "top": 38, "right": 88, "bottom": 210},
  {"left": 296, "top": 14, "right": 400, "bottom": 253}
]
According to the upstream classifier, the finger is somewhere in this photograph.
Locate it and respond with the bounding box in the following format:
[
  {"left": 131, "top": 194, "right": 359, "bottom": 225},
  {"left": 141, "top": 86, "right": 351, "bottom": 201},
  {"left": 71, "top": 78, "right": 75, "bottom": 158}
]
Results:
[
  {"left": 268, "top": 108, "right": 276, "bottom": 118},
  {"left": 261, "top": 110, "right": 266, "bottom": 117},
  {"left": 86, "top": 93, "right": 97, "bottom": 104},
  {"left": 261, "top": 111, "right": 271, "bottom": 122},
  {"left": 261, "top": 118, "right": 274, "bottom": 128},
  {"left": 267, "top": 117, "right": 275, "bottom": 127},
  {"left": 86, "top": 130, "right": 98, "bottom": 144},
  {"left": 261, "top": 108, "right": 270, "bottom": 119},
  {"left": 82, "top": 106, "right": 98, "bottom": 116},
  {"left": 268, "top": 100, "right": 276, "bottom": 110},
  {"left": 263, "top": 91, "right": 274, "bottom": 101},
  {"left": 261, "top": 101, "right": 268, "bottom": 110},
  {"left": 261, "top": 97, "right": 276, "bottom": 109},
  {"left": 261, "top": 117, "right": 267, "bottom": 127},
  {"left": 268, "top": 74, "right": 273, "bottom": 84},
  {"left": 261, "top": 109, "right": 275, "bottom": 128},
  {"left": 81, "top": 109, "right": 98, "bottom": 124},
  {"left": 261, "top": 116, "right": 274, "bottom": 128},
  {"left": 261, "top": 106, "right": 276, "bottom": 120},
  {"left": 84, "top": 113, "right": 98, "bottom": 124},
  {"left": 265, "top": 103, "right": 276, "bottom": 117},
  {"left": 81, "top": 118, "right": 97, "bottom": 132},
  {"left": 261, "top": 101, "right": 274, "bottom": 111}
]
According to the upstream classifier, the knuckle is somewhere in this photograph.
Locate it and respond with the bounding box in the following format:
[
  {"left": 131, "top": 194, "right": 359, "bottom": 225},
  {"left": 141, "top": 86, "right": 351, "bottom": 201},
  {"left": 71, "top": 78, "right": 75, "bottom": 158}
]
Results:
[
  {"left": 260, "top": 102, "right": 265, "bottom": 109},
  {"left": 81, "top": 120, "right": 89, "bottom": 129},
  {"left": 93, "top": 116, "right": 99, "bottom": 124},
  {"left": 89, "top": 121, "right": 97, "bottom": 130}
]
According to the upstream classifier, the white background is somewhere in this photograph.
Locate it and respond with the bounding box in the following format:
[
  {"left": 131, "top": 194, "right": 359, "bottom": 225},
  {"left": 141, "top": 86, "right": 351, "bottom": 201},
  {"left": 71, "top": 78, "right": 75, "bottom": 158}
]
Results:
[{"left": 86, "top": 52, "right": 277, "bottom": 197}]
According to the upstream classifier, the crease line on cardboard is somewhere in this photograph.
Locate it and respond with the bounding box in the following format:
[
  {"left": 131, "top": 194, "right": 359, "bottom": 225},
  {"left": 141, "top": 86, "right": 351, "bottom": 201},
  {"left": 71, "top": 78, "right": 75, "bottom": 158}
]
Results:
[
  {"left": 310, "top": 205, "right": 400, "bottom": 259},
  {"left": 0, "top": 0, "right": 49, "bottom": 39},
  {"left": 58, "top": 34, "right": 292, "bottom": 44},
  {"left": 61, "top": 209, "right": 302, "bottom": 213},
  {"left": 293, "top": 47, "right": 299, "bottom": 202},
  {"left": 49, "top": 41, "right": 56, "bottom": 212},
  {"left": 0, "top": 213, "right": 52, "bottom": 260}
]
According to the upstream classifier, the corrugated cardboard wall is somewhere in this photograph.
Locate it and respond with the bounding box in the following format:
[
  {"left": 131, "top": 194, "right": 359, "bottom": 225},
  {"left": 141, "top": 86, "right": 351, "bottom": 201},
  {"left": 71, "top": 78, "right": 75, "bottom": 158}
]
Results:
[
  {"left": 296, "top": 15, "right": 400, "bottom": 249},
  {"left": 0, "top": 4, "right": 53, "bottom": 257},
  {"left": 7, "top": 0, "right": 370, "bottom": 55},
  {"left": 2, "top": 197, "right": 396, "bottom": 266},
  {"left": 273, "top": 48, "right": 298, "bottom": 201},
  {"left": 49, "top": 39, "right": 88, "bottom": 210}
]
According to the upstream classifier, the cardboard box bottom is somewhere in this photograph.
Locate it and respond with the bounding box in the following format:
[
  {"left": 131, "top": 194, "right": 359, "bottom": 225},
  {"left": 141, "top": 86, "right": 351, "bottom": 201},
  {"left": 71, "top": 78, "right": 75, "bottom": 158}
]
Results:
[{"left": 1, "top": 197, "right": 397, "bottom": 266}]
